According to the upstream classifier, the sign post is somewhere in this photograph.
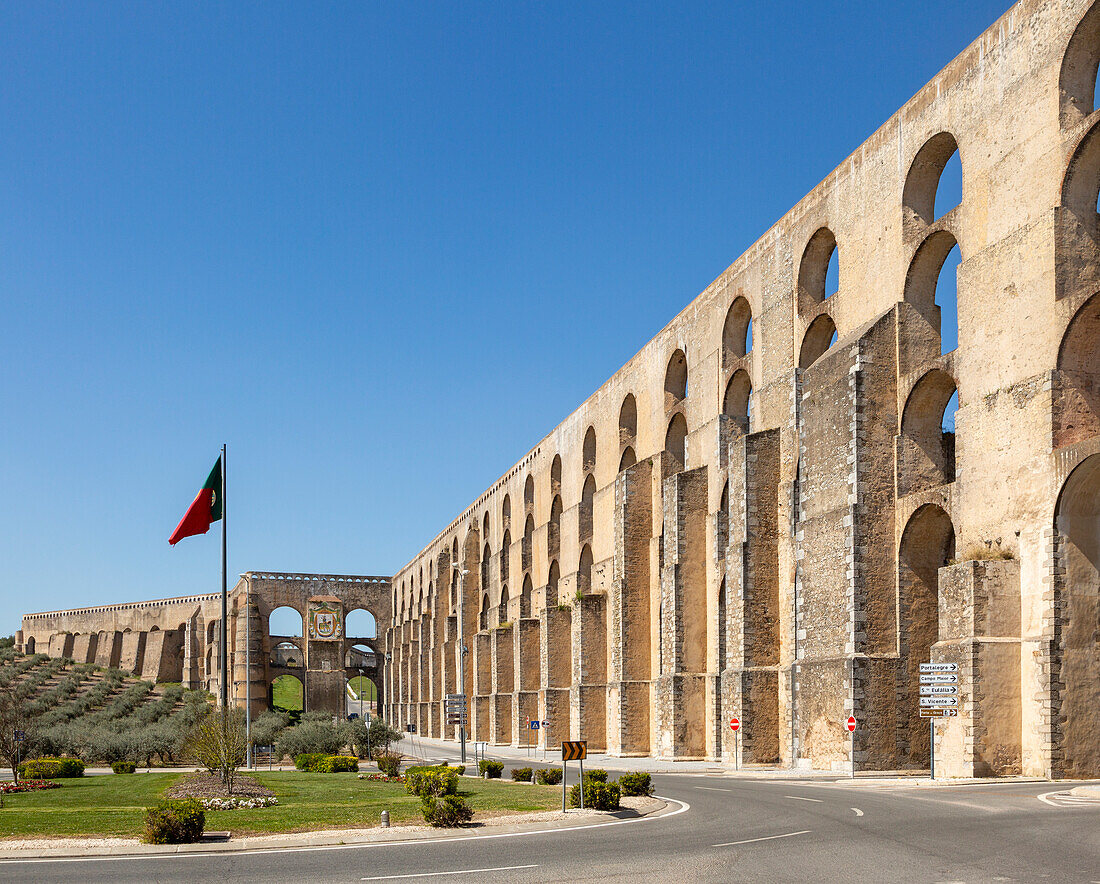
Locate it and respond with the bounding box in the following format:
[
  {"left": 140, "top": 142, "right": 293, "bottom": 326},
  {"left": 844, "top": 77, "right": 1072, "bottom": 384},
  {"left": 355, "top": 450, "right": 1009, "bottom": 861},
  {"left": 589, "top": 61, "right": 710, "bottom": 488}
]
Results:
[
  {"left": 846, "top": 715, "right": 856, "bottom": 778},
  {"left": 919, "top": 663, "right": 958, "bottom": 781},
  {"left": 561, "top": 741, "right": 587, "bottom": 811},
  {"left": 729, "top": 717, "right": 741, "bottom": 771}
]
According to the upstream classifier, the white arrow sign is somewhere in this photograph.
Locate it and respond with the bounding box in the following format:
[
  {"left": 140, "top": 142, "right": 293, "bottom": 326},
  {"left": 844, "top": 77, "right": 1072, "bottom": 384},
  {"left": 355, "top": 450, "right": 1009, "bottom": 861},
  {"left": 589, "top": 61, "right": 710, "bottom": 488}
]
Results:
[
  {"left": 920, "top": 673, "right": 958, "bottom": 684},
  {"left": 920, "top": 696, "right": 959, "bottom": 707},
  {"left": 920, "top": 663, "right": 958, "bottom": 673},
  {"left": 920, "top": 685, "right": 958, "bottom": 695}
]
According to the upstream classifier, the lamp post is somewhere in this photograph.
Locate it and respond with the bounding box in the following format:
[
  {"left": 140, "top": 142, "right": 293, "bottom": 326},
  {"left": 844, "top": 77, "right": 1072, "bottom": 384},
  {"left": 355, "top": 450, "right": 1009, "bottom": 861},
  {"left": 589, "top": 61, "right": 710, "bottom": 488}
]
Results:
[{"left": 453, "top": 562, "right": 470, "bottom": 764}]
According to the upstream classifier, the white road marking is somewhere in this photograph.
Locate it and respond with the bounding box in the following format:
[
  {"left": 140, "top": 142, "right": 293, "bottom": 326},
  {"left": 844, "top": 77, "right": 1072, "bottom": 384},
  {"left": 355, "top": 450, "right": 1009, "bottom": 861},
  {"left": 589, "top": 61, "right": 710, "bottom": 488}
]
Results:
[
  {"left": 851, "top": 807, "right": 864, "bottom": 816},
  {"left": 362, "top": 865, "right": 537, "bottom": 880},
  {"left": 695, "top": 786, "right": 734, "bottom": 792},
  {"left": 1038, "top": 790, "right": 1100, "bottom": 808},
  {"left": 784, "top": 795, "right": 823, "bottom": 803},
  {"left": 0, "top": 797, "right": 690, "bottom": 865},
  {"left": 713, "top": 829, "right": 811, "bottom": 848}
]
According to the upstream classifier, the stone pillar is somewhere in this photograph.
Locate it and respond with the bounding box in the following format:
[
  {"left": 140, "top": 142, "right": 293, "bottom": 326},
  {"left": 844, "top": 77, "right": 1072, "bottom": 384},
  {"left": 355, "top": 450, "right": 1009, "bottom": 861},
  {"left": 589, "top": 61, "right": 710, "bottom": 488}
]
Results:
[
  {"left": 491, "top": 624, "right": 514, "bottom": 744},
  {"left": 570, "top": 593, "right": 607, "bottom": 751},
  {"left": 539, "top": 605, "right": 571, "bottom": 749},
  {"left": 118, "top": 631, "right": 146, "bottom": 675}
]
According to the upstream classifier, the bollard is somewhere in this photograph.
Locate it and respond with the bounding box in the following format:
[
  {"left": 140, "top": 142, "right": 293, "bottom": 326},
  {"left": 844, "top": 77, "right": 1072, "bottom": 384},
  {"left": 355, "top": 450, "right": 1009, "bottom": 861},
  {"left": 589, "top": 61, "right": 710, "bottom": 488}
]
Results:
[{"left": 380, "top": 810, "right": 390, "bottom": 828}]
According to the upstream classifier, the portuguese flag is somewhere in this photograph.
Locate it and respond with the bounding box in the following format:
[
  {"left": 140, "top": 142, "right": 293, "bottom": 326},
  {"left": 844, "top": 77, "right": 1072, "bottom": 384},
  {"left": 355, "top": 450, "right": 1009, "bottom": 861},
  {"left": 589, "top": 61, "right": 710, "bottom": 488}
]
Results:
[{"left": 169, "top": 458, "right": 223, "bottom": 545}]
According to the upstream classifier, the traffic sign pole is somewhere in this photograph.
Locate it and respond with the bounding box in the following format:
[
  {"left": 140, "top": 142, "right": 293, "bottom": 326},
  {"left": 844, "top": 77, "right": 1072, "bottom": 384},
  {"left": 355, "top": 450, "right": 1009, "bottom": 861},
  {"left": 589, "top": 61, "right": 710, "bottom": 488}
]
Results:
[
  {"left": 930, "top": 717, "right": 935, "bottom": 781},
  {"left": 847, "top": 715, "right": 857, "bottom": 778}
]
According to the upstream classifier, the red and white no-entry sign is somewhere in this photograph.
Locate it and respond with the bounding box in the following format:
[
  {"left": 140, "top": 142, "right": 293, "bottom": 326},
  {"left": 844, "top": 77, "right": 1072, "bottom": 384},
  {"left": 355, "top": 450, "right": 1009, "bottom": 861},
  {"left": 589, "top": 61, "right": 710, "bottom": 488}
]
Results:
[
  {"left": 729, "top": 717, "right": 740, "bottom": 732},
  {"left": 846, "top": 715, "right": 857, "bottom": 732}
]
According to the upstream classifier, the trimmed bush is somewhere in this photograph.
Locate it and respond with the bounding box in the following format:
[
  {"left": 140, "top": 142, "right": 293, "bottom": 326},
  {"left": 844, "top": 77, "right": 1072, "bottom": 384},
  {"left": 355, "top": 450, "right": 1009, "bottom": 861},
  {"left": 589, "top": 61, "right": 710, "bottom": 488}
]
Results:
[
  {"left": 375, "top": 749, "right": 402, "bottom": 778},
  {"left": 511, "top": 767, "right": 533, "bottom": 782},
  {"left": 294, "top": 753, "right": 328, "bottom": 772},
  {"left": 478, "top": 759, "right": 504, "bottom": 778},
  {"left": 569, "top": 780, "right": 621, "bottom": 811},
  {"left": 582, "top": 768, "right": 608, "bottom": 783},
  {"left": 617, "top": 772, "right": 653, "bottom": 796},
  {"left": 18, "top": 757, "right": 85, "bottom": 779},
  {"left": 320, "top": 755, "right": 359, "bottom": 773},
  {"left": 535, "top": 767, "right": 562, "bottom": 785},
  {"left": 112, "top": 761, "right": 137, "bottom": 774},
  {"left": 421, "top": 794, "right": 474, "bottom": 827},
  {"left": 406, "top": 766, "right": 459, "bottom": 798},
  {"left": 143, "top": 797, "right": 205, "bottom": 844}
]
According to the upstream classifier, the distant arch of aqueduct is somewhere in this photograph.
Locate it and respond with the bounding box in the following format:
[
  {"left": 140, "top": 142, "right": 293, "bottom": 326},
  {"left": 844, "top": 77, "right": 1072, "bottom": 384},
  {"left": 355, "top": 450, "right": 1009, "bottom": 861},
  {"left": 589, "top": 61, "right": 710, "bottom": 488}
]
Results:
[{"left": 18, "top": 0, "right": 1100, "bottom": 777}]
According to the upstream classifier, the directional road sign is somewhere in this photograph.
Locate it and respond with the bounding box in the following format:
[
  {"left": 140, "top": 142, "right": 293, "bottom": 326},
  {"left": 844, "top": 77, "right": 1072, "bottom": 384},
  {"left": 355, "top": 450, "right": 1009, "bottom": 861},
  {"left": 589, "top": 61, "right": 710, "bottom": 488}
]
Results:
[
  {"left": 13, "top": 730, "right": 24, "bottom": 742},
  {"left": 919, "top": 663, "right": 958, "bottom": 673},
  {"left": 846, "top": 716, "right": 857, "bottom": 732},
  {"left": 920, "top": 696, "right": 958, "bottom": 707},
  {"left": 920, "top": 673, "right": 958, "bottom": 684},
  {"left": 920, "top": 708, "right": 958, "bottom": 718},
  {"left": 562, "top": 740, "right": 587, "bottom": 761},
  {"left": 445, "top": 693, "right": 465, "bottom": 700},
  {"left": 729, "top": 717, "right": 740, "bottom": 732},
  {"left": 920, "top": 685, "right": 958, "bottom": 695}
]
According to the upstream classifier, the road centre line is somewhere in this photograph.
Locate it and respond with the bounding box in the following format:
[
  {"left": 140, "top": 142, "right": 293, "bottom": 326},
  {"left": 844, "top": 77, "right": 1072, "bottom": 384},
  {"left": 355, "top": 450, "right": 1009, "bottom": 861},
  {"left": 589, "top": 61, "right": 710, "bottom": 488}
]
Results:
[
  {"left": 713, "top": 830, "right": 811, "bottom": 848},
  {"left": 695, "top": 786, "right": 734, "bottom": 792},
  {"left": 361, "top": 864, "right": 537, "bottom": 880},
  {"left": 784, "top": 795, "right": 823, "bottom": 803},
  {"left": 0, "top": 797, "right": 690, "bottom": 865}
]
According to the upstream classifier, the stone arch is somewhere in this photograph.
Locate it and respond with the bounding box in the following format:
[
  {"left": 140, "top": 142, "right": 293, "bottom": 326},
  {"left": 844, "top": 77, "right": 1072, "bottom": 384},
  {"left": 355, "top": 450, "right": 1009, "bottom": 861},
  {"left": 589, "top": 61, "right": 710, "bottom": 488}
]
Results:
[
  {"left": 521, "top": 574, "right": 533, "bottom": 618},
  {"left": 524, "top": 474, "right": 535, "bottom": 513},
  {"left": 522, "top": 514, "right": 534, "bottom": 572},
  {"left": 1055, "top": 291, "right": 1100, "bottom": 448},
  {"left": 1060, "top": 2, "right": 1100, "bottom": 126},
  {"left": 549, "top": 495, "right": 563, "bottom": 562},
  {"left": 481, "top": 542, "right": 492, "bottom": 597},
  {"left": 24, "top": 637, "right": 34, "bottom": 654},
  {"left": 582, "top": 426, "right": 597, "bottom": 474},
  {"left": 722, "top": 369, "right": 752, "bottom": 433},
  {"left": 904, "top": 230, "right": 960, "bottom": 352},
  {"left": 269, "top": 606, "right": 303, "bottom": 637},
  {"left": 1053, "top": 453, "right": 1100, "bottom": 776},
  {"left": 578, "top": 544, "right": 594, "bottom": 595},
  {"left": 798, "top": 314, "right": 838, "bottom": 370},
  {"left": 798, "top": 227, "right": 839, "bottom": 304},
  {"left": 501, "top": 494, "right": 511, "bottom": 532},
  {"left": 271, "top": 639, "right": 302, "bottom": 668},
  {"left": 271, "top": 673, "right": 304, "bottom": 713},
  {"left": 482, "top": 511, "right": 491, "bottom": 546},
  {"left": 903, "top": 132, "right": 962, "bottom": 224},
  {"left": 666, "top": 412, "right": 688, "bottom": 471},
  {"left": 898, "top": 503, "right": 955, "bottom": 766},
  {"left": 722, "top": 296, "right": 753, "bottom": 365},
  {"left": 500, "top": 529, "right": 511, "bottom": 585},
  {"left": 498, "top": 585, "right": 509, "bottom": 623},
  {"left": 619, "top": 394, "right": 637, "bottom": 443},
  {"left": 580, "top": 474, "right": 596, "bottom": 543},
  {"left": 899, "top": 369, "right": 958, "bottom": 495},
  {"left": 547, "top": 560, "right": 560, "bottom": 601},
  {"left": 551, "top": 454, "right": 562, "bottom": 496},
  {"left": 346, "top": 608, "right": 377, "bottom": 639},
  {"left": 717, "top": 481, "right": 730, "bottom": 557},
  {"left": 619, "top": 446, "right": 636, "bottom": 473},
  {"left": 717, "top": 578, "right": 727, "bottom": 672},
  {"left": 664, "top": 349, "right": 687, "bottom": 409},
  {"left": 480, "top": 593, "right": 490, "bottom": 631}
]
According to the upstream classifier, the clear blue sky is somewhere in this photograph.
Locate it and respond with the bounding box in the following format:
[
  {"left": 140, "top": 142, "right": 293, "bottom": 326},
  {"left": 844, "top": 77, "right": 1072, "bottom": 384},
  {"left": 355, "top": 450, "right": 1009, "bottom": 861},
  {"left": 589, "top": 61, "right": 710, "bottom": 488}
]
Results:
[{"left": 0, "top": 1, "right": 1004, "bottom": 632}]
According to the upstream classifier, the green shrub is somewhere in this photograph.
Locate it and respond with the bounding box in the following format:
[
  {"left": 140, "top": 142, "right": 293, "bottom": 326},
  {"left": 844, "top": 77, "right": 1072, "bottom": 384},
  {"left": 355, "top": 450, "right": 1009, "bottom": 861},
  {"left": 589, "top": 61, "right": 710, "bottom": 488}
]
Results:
[
  {"left": 582, "top": 768, "right": 608, "bottom": 783},
  {"left": 405, "top": 765, "right": 460, "bottom": 797},
  {"left": 569, "top": 780, "right": 620, "bottom": 811},
  {"left": 275, "top": 719, "right": 346, "bottom": 759},
  {"left": 112, "top": 761, "right": 137, "bottom": 774},
  {"left": 421, "top": 794, "right": 474, "bottom": 827},
  {"left": 319, "top": 755, "right": 359, "bottom": 773},
  {"left": 143, "top": 797, "right": 205, "bottom": 844},
  {"left": 617, "top": 772, "right": 653, "bottom": 796},
  {"left": 478, "top": 759, "right": 504, "bottom": 778},
  {"left": 535, "top": 767, "right": 563, "bottom": 785},
  {"left": 511, "top": 767, "right": 533, "bottom": 782},
  {"left": 18, "top": 757, "right": 85, "bottom": 779},
  {"left": 294, "top": 753, "right": 328, "bottom": 772},
  {"left": 375, "top": 749, "right": 402, "bottom": 778}
]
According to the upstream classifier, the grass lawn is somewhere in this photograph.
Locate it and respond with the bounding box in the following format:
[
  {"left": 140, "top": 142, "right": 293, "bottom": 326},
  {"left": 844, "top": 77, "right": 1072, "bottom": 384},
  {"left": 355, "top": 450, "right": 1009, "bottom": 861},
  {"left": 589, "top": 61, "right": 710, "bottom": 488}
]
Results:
[
  {"left": 0, "top": 772, "right": 561, "bottom": 839},
  {"left": 347, "top": 676, "right": 377, "bottom": 701},
  {"left": 271, "top": 675, "right": 304, "bottom": 711}
]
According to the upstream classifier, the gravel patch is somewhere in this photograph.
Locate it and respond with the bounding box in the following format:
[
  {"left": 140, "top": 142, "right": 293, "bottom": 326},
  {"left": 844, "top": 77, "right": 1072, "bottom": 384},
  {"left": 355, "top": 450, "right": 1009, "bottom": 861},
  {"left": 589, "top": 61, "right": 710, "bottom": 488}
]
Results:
[{"left": 164, "top": 774, "right": 275, "bottom": 800}]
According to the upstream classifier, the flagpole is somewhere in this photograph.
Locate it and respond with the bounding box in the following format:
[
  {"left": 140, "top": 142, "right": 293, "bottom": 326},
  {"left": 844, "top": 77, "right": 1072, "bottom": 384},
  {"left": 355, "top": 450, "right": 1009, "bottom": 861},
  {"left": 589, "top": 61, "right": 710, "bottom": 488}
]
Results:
[{"left": 220, "top": 443, "right": 228, "bottom": 710}]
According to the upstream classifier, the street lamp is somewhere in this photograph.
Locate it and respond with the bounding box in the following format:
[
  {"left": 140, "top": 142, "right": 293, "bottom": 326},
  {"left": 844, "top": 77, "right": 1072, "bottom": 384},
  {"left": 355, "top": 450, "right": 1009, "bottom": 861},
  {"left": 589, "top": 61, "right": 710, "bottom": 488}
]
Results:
[{"left": 453, "top": 562, "right": 470, "bottom": 764}]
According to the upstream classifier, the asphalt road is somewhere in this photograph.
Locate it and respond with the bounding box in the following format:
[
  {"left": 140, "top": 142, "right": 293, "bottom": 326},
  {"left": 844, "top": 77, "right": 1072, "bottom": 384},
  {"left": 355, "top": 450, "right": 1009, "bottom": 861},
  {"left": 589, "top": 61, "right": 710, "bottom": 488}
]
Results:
[{"left": 3, "top": 773, "right": 1099, "bottom": 883}]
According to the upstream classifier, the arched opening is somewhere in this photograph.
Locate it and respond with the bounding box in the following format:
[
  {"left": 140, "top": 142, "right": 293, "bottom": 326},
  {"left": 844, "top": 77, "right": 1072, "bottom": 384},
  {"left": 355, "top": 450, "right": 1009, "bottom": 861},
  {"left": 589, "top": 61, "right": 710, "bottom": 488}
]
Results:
[
  {"left": 269, "top": 606, "right": 303, "bottom": 637},
  {"left": 498, "top": 586, "right": 509, "bottom": 624},
  {"left": 549, "top": 495, "right": 562, "bottom": 561},
  {"left": 904, "top": 230, "right": 960, "bottom": 354},
  {"left": 899, "top": 369, "right": 958, "bottom": 496},
  {"left": 500, "top": 529, "right": 511, "bottom": 584},
  {"left": 1054, "top": 454, "right": 1100, "bottom": 776},
  {"left": 271, "top": 640, "right": 302, "bottom": 668},
  {"left": 722, "top": 297, "right": 753, "bottom": 366},
  {"left": 717, "top": 579, "right": 727, "bottom": 672},
  {"left": 481, "top": 542, "right": 492, "bottom": 597},
  {"left": 578, "top": 545, "right": 594, "bottom": 596},
  {"left": 666, "top": 412, "right": 688, "bottom": 472},
  {"left": 722, "top": 369, "right": 752, "bottom": 433},
  {"left": 346, "top": 673, "right": 377, "bottom": 718},
  {"left": 619, "top": 394, "right": 637, "bottom": 443},
  {"left": 25, "top": 637, "right": 34, "bottom": 654},
  {"left": 524, "top": 474, "right": 535, "bottom": 513},
  {"left": 522, "top": 514, "right": 534, "bottom": 572},
  {"left": 903, "top": 132, "right": 961, "bottom": 224},
  {"left": 551, "top": 455, "right": 562, "bottom": 496},
  {"left": 898, "top": 504, "right": 955, "bottom": 766},
  {"left": 521, "top": 574, "right": 533, "bottom": 618},
  {"left": 717, "top": 481, "right": 730, "bottom": 556},
  {"left": 798, "top": 227, "right": 839, "bottom": 304},
  {"left": 1055, "top": 292, "right": 1100, "bottom": 448},
  {"left": 1059, "top": 3, "right": 1100, "bottom": 125},
  {"left": 548, "top": 560, "right": 560, "bottom": 602},
  {"left": 207, "top": 621, "right": 217, "bottom": 644},
  {"left": 483, "top": 511, "right": 491, "bottom": 545},
  {"left": 344, "top": 643, "right": 375, "bottom": 669},
  {"left": 272, "top": 673, "right": 304, "bottom": 713},
  {"left": 346, "top": 609, "right": 377, "bottom": 639},
  {"left": 580, "top": 474, "right": 596, "bottom": 543},
  {"left": 664, "top": 349, "right": 688, "bottom": 409},
  {"left": 798, "top": 314, "right": 838, "bottom": 370},
  {"left": 480, "top": 594, "right": 489, "bottom": 631},
  {"left": 582, "top": 426, "right": 597, "bottom": 474},
  {"left": 501, "top": 495, "right": 511, "bottom": 531},
  {"left": 618, "top": 446, "right": 636, "bottom": 473}
]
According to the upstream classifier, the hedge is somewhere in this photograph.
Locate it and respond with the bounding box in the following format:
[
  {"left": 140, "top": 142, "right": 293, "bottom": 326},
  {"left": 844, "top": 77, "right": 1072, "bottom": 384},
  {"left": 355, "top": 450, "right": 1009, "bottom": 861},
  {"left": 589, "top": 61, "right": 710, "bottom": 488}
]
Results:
[
  {"left": 617, "top": 772, "right": 653, "bottom": 796},
  {"left": 421, "top": 794, "right": 473, "bottom": 827},
  {"left": 18, "top": 757, "right": 85, "bottom": 779},
  {"left": 143, "top": 798, "right": 205, "bottom": 844},
  {"left": 510, "top": 767, "right": 533, "bottom": 782},
  {"left": 535, "top": 767, "right": 562, "bottom": 785},
  {"left": 295, "top": 753, "right": 358, "bottom": 772},
  {"left": 569, "top": 780, "right": 620, "bottom": 811},
  {"left": 478, "top": 759, "right": 504, "bottom": 778},
  {"left": 112, "top": 761, "right": 137, "bottom": 774}
]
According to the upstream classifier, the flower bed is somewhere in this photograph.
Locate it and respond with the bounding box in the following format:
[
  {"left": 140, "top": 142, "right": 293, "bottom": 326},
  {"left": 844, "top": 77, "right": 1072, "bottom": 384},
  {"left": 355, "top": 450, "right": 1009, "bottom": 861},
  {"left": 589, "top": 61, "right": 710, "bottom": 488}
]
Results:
[
  {"left": 1, "top": 780, "right": 62, "bottom": 794},
  {"left": 201, "top": 796, "right": 278, "bottom": 810},
  {"left": 357, "top": 773, "right": 404, "bottom": 782}
]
